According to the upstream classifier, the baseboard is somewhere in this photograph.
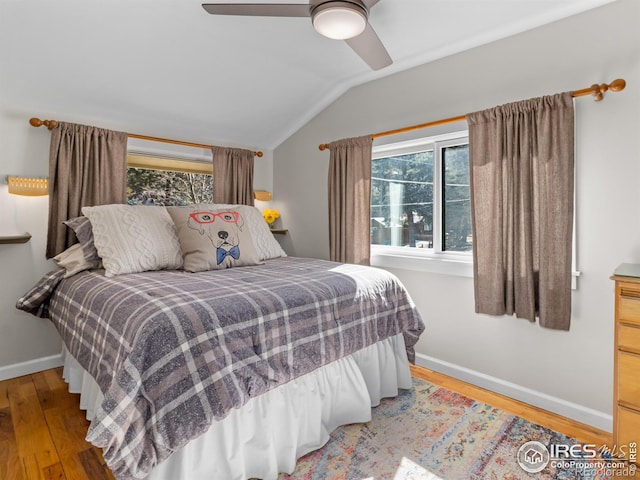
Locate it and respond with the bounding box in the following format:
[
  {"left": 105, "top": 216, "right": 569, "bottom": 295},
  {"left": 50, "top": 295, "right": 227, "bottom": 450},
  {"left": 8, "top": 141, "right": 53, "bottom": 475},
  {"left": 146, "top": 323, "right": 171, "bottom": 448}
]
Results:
[
  {"left": 0, "top": 353, "right": 64, "bottom": 381},
  {"left": 0, "top": 351, "right": 613, "bottom": 431},
  {"left": 415, "top": 353, "right": 612, "bottom": 432}
]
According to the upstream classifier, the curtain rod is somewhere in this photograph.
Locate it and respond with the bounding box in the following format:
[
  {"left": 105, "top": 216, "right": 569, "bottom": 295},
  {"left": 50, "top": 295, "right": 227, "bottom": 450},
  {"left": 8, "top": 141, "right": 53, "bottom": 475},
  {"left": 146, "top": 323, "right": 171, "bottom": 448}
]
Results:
[
  {"left": 318, "top": 78, "right": 626, "bottom": 151},
  {"left": 28, "top": 117, "right": 264, "bottom": 158}
]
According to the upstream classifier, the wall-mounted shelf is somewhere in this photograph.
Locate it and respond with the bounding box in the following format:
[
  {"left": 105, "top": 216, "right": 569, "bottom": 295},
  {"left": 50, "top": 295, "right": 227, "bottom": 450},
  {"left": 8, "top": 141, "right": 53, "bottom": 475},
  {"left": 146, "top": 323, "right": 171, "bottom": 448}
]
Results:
[
  {"left": 270, "top": 229, "right": 288, "bottom": 235},
  {"left": 0, "top": 233, "right": 32, "bottom": 244}
]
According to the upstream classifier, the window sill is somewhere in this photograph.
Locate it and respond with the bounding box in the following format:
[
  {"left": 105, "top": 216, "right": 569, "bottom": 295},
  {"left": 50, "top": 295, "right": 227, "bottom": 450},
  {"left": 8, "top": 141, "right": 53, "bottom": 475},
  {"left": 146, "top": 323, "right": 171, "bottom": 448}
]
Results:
[
  {"left": 371, "top": 247, "right": 581, "bottom": 289},
  {"left": 370, "top": 248, "right": 473, "bottom": 277}
]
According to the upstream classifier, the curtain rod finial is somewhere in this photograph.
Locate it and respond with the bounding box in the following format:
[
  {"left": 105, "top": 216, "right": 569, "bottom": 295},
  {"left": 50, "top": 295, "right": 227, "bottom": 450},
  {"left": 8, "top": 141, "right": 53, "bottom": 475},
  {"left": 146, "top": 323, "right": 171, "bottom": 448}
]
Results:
[
  {"left": 29, "top": 117, "right": 58, "bottom": 130},
  {"left": 319, "top": 144, "right": 328, "bottom": 151},
  {"left": 610, "top": 78, "right": 626, "bottom": 92},
  {"left": 590, "top": 78, "right": 627, "bottom": 101}
]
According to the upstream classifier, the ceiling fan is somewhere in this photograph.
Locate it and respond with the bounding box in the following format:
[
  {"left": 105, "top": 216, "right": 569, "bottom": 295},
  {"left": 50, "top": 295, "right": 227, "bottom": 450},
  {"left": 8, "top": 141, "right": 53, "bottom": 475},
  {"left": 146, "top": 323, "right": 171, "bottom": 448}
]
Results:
[{"left": 201, "top": 1, "right": 392, "bottom": 70}]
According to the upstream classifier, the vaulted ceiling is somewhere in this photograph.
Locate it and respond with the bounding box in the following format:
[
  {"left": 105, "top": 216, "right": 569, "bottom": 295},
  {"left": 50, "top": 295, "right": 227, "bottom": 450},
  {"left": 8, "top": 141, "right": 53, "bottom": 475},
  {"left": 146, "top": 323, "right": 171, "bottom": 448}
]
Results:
[{"left": 0, "top": 0, "right": 614, "bottom": 150}]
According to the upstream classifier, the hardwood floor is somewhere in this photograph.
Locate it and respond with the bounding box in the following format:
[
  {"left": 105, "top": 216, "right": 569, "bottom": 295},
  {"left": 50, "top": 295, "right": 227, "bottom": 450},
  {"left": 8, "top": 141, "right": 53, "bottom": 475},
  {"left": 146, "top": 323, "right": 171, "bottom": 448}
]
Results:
[
  {"left": 0, "top": 365, "right": 613, "bottom": 480},
  {"left": 0, "top": 367, "right": 115, "bottom": 480}
]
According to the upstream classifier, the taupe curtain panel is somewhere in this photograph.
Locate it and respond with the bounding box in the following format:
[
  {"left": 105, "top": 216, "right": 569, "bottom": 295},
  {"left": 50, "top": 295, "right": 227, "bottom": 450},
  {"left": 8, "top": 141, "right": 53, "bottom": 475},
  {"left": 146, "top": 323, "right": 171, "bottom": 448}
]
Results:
[
  {"left": 467, "top": 92, "right": 575, "bottom": 330},
  {"left": 47, "top": 122, "right": 128, "bottom": 258},
  {"left": 212, "top": 146, "right": 255, "bottom": 206},
  {"left": 327, "top": 135, "right": 373, "bottom": 265}
]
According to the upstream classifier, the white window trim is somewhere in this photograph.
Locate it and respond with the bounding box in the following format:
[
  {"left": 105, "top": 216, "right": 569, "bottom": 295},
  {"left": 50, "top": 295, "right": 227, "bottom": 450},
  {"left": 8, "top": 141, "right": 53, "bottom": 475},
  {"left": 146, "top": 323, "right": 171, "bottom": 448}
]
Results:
[
  {"left": 371, "top": 245, "right": 473, "bottom": 277},
  {"left": 371, "top": 246, "right": 580, "bottom": 288},
  {"left": 371, "top": 130, "right": 473, "bottom": 277}
]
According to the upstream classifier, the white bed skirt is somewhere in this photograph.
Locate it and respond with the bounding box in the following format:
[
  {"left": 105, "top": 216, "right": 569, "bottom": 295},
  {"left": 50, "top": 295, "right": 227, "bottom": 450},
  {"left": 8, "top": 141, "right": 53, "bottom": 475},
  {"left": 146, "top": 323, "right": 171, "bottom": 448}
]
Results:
[{"left": 62, "top": 334, "right": 412, "bottom": 480}]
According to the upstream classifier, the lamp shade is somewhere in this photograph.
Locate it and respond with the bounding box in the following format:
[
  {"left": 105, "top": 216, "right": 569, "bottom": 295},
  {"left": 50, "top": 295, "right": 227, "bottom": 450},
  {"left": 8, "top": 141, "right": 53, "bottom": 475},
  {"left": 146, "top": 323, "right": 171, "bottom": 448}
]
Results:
[
  {"left": 7, "top": 176, "right": 49, "bottom": 196},
  {"left": 312, "top": 2, "right": 367, "bottom": 40}
]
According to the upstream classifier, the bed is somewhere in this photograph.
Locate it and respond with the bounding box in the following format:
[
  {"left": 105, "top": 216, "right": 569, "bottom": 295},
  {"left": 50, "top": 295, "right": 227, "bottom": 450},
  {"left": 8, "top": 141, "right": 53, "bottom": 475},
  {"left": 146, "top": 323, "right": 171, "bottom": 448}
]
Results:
[{"left": 17, "top": 204, "right": 425, "bottom": 480}]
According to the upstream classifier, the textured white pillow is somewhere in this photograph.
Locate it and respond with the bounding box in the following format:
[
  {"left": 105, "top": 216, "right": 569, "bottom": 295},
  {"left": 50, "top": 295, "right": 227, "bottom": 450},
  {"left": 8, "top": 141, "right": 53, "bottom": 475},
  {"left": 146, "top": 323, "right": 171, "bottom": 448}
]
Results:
[
  {"left": 81, "top": 204, "right": 183, "bottom": 277},
  {"left": 207, "top": 204, "right": 287, "bottom": 261}
]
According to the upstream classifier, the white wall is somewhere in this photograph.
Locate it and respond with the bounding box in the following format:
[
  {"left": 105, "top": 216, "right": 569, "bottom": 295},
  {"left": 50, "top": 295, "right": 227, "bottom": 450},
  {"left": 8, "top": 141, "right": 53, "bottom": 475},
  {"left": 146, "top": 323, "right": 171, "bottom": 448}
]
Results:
[
  {"left": 0, "top": 109, "right": 62, "bottom": 374},
  {"left": 0, "top": 107, "right": 273, "bottom": 379},
  {"left": 274, "top": 0, "right": 640, "bottom": 429}
]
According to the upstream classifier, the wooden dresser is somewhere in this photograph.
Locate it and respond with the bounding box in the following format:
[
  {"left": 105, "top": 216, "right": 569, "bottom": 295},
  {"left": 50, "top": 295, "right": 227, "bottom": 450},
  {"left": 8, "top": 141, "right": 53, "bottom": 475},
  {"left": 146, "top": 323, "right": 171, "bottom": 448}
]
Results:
[{"left": 612, "top": 264, "right": 640, "bottom": 464}]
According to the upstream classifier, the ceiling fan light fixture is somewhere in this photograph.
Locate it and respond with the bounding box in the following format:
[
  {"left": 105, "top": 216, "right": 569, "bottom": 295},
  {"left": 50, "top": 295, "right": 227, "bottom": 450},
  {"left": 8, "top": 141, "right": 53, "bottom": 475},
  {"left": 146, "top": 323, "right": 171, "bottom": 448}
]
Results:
[{"left": 312, "top": 2, "right": 367, "bottom": 40}]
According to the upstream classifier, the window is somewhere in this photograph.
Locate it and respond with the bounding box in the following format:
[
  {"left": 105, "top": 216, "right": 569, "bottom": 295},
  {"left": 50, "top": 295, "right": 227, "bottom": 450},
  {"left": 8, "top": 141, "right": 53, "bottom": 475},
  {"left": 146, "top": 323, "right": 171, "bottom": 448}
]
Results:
[
  {"left": 371, "top": 131, "right": 471, "bottom": 257},
  {"left": 126, "top": 154, "right": 213, "bottom": 206},
  {"left": 370, "top": 129, "right": 580, "bottom": 285}
]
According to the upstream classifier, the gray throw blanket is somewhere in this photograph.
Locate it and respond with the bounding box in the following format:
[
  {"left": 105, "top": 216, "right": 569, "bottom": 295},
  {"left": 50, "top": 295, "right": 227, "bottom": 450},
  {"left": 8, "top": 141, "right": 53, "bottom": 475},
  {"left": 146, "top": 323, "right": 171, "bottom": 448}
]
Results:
[{"left": 17, "top": 257, "right": 424, "bottom": 479}]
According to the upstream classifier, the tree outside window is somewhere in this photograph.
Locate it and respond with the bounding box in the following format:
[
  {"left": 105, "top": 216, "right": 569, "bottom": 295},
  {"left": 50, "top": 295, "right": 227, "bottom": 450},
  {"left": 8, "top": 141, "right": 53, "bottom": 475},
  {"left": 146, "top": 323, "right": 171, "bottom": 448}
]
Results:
[{"left": 127, "top": 168, "right": 213, "bottom": 206}]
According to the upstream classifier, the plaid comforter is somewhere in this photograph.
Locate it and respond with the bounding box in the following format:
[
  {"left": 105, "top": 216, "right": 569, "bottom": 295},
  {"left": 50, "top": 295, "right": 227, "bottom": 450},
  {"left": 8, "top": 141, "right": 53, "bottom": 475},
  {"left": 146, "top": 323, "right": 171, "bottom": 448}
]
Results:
[{"left": 17, "top": 257, "right": 424, "bottom": 479}]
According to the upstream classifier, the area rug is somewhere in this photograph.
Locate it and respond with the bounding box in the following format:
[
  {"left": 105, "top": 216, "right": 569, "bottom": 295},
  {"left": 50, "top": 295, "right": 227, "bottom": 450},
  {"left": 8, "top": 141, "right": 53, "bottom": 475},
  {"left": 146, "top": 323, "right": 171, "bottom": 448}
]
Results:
[{"left": 279, "top": 378, "right": 620, "bottom": 480}]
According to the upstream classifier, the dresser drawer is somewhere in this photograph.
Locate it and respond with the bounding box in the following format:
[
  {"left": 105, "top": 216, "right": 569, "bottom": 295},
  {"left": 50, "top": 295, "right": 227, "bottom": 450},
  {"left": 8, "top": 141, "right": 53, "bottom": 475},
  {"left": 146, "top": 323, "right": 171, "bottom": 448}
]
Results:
[
  {"left": 617, "top": 406, "right": 640, "bottom": 464},
  {"left": 618, "top": 351, "right": 640, "bottom": 410},
  {"left": 619, "top": 323, "right": 640, "bottom": 355},
  {"left": 619, "top": 293, "right": 640, "bottom": 326}
]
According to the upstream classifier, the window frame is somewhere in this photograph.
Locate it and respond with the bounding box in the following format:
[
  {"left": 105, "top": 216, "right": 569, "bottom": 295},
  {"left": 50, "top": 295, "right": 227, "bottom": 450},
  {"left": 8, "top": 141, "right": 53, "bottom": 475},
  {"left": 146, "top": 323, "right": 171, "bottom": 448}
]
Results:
[
  {"left": 370, "top": 131, "right": 580, "bottom": 287},
  {"left": 370, "top": 130, "right": 474, "bottom": 277},
  {"left": 127, "top": 154, "right": 213, "bottom": 175}
]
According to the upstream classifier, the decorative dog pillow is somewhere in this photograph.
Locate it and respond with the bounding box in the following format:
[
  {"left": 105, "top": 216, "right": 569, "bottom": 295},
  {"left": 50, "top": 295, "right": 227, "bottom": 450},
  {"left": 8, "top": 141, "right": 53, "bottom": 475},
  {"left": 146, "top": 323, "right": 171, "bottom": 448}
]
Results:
[{"left": 167, "top": 206, "right": 262, "bottom": 272}]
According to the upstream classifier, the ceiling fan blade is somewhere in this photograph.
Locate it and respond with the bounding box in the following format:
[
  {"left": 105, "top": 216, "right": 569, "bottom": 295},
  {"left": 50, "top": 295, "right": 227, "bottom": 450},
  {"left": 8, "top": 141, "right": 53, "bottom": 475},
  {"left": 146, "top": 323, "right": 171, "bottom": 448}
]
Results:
[
  {"left": 345, "top": 22, "right": 392, "bottom": 70},
  {"left": 362, "top": 0, "right": 381, "bottom": 9},
  {"left": 202, "top": 3, "right": 310, "bottom": 17}
]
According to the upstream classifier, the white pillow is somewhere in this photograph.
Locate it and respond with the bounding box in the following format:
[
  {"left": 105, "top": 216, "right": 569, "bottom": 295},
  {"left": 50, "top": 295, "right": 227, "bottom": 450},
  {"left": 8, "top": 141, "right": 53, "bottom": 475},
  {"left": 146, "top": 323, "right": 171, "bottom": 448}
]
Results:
[
  {"left": 81, "top": 204, "right": 183, "bottom": 277},
  {"left": 208, "top": 204, "right": 287, "bottom": 261}
]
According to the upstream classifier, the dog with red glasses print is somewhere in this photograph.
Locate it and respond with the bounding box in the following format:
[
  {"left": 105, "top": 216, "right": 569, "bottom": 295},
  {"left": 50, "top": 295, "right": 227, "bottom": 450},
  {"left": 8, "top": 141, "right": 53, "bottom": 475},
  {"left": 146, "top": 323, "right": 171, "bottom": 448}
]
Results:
[{"left": 187, "top": 210, "right": 246, "bottom": 267}]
